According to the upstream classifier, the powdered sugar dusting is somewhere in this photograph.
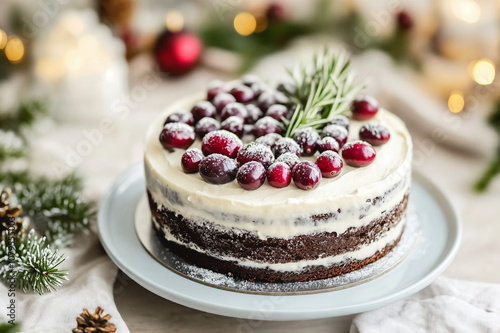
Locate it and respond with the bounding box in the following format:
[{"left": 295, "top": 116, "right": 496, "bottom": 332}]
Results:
[{"left": 163, "top": 122, "right": 194, "bottom": 132}]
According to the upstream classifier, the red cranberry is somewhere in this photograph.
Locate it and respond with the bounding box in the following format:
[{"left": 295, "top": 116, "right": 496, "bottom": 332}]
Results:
[
  {"left": 199, "top": 154, "right": 238, "bottom": 185},
  {"left": 181, "top": 148, "right": 204, "bottom": 173},
  {"left": 315, "top": 151, "right": 343, "bottom": 178},
  {"left": 265, "top": 104, "right": 288, "bottom": 121},
  {"left": 251, "top": 82, "right": 266, "bottom": 98},
  {"left": 255, "top": 132, "right": 282, "bottom": 148},
  {"left": 322, "top": 124, "right": 348, "bottom": 147},
  {"left": 341, "top": 141, "right": 376, "bottom": 167},
  {"left": 292, "top": 161, "right": 322, "bottom": 191},
  {"left": 195, "top": 117, "right": 220, "bottom": 139},
  {"left": 267, "top": 162, "right": 292, "bottom": 188},
  {"left": 258, "top": 91, "right": 288, "bottom": 112},
  {"left": 191, "top": 101, "right": 216, "bottom": 123},
  {"left": 213, "top": 93, "right": 236, "bottom": 113},
  {"left": 328, "top": 115, "right": 350, "bottom": 131},
  {"left": 201, "top": 130, "right": 242, "bottom": 158},
  {"left": 351, "top": 97, "right": 379, "bottom": 120},
  {"left": 221, "top": 116, "right": 244, "bottom": 138},
  {"left": 273, "top": 137, "right": 301, "bottom": 158},
  {"left": 359, "top": 122, "right": 391, "bottom": 146},
  {"left": 230, "top": 85, "right": 254, "bottom": 103},
  {"left": 159, "top": 122, "right": 195, "bottom": 151},
  {"left": 253, "top": 116, "right": 284, "bottom": 138},
  {"left": 245, "top": 104, "right": 264, "bottom": 124},
  {"left": 207, "top": 86, "right": 225, "bottom": 102},
  {"left": 237, "top": 142, "right": 275, "bottom": 169},
  {"left": 220, "top": 102, "right": 248, "bottom": 121},
  {"left": 237, "top": 161, "right": 266, "bottom": 190},
  {"left": 164, "top": 112, "right": 194, "bottom": 126},
  {"left": 266, "top": 2, "right": 286, "bottom": 21},
  {"left": 242, "top": 74, "right": 261, "bottom": 87},
  {"left": 276, "top": 152, "right": 300, "bottom": 169},
  {"left": 276, "top": 82, "right": 295, "bottom": 96},
  {"left": 316, "top": 137, "right": 339, "bottom": 153},
  {"left": 293, "top": 127, "right": 320, "bottom": 156},
  {"left": 397, "top": 11, "right": 413, "bottom": 31}
]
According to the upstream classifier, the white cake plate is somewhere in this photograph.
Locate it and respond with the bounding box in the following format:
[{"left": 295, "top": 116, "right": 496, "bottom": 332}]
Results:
[{"left": 98, "top": 163, "right": 461, "bottom": 320}]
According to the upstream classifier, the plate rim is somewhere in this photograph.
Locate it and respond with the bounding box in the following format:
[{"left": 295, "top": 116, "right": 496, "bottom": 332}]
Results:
[{"left": 98, "top": 162, "right": 462, "bottom": 320}]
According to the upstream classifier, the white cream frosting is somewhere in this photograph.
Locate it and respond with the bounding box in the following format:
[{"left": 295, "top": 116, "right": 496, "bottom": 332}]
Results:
[{"left": 144, "top": 93, "right": 413, "bottom": 240}]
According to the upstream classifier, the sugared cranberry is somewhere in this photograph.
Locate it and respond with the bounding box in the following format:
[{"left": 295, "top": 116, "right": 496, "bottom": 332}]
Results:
[
  {"left": 191, "top": 101, "right": 216, "bottom": 123},
  {"left": 164, "top": 112, "right": 194, "bottom": 126},
  {"left": 181, "top": 148, "right": 204, "bottom": 173},
  {"left": 293, "top": 127, "right": 320, "bottom": 156},
  {"left": 220, "top": 102, "right": 248, "bottom": 121},
  {"left": 265, "top": 104, "right": 288, "bottom": 121},
  {"left": 276, "top": 152, "right": 300, "bottom": 169},
  {"left": 359, "top": 122, "right": 391, "bottom": 146},
  {"left": 237, "top": 161, "right": 266, "bottom": 190},
  {"left": 266, "top": 2, "right": 286, "bottom": 21},
  {"left": 221, "top": 116, "right": 245, "bottom": 138},
  {"left": 351, "top": 96, "right": 379, "bottom": 120},
  {"left": 207, "top": 86, "right": 225, "bottom": 102},
  {"left": 195, "top": 117, "right": 220, "bottom": 138},
  {"left": 245, "top": 104, "right": 264, "bottom": 124},
  {"left": 242, "top": 74, "right": 261, "bottom": 87},
  {"left": 159, "top": 122, "right": 195, "bottom": 151},
  {"left": 276, "top": 82, "right": 295, "bottom": 95},
  {"left": 397, "top": 11, "right": 413, "bottom": 31},
  {"left": 322, "top": 124, "right": 348, "bottom": 147},
  {"left": 251, "top": 82, "right": 266, "bottom": 98},
  {"left": 255, "top": 132, "right": 282, "bottom": 148},
  {"left": 201, "top": 130, "right": 242, "bottom": 158},
  {"left": 253, "top": 116, "right": 284, "bottom": 138},
  {"left": 273, "top": 137, "right": 301, "bottom": 158},
  {"left": 237, "top": 142, "right": 275, "bottom": 168},
  {"left": 199, "top": 154, "right": 238, "bottom": 185},
  {"left": 341, "top": 141, "right": 376, "bottom": 167},
  {"left": 316, "top": 136, "right": 340, "bottom": 153},
  {"left": 230, "top": 85, "right": 254, "bottom": 103},
  {"left": 213, "top": 93, "right": 236, "bottom": 113},
  {"left": 258, "top": 91, "right": 288, "bottom": 112},
  {"left": 292, "top": 161, "right": 322, "bottom": 191},
  {"left": 328, "top": 115, "right": 350, "bottom": 131},
  {"left": 315, "top": 151, "right": 343, "bottom": 178},
  {"left": 267, "top": 162, "right": 292, "bottom": 188}
]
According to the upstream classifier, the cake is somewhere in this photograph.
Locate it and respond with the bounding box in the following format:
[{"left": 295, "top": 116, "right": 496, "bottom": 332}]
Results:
[{"left": 144, "top": 53, "right": 413, "bottom": 283}]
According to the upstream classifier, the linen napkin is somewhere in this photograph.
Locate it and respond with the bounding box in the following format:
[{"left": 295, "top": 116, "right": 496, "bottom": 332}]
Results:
[{"left": 350, "top": 277, "right": 500, "bottom": 333}]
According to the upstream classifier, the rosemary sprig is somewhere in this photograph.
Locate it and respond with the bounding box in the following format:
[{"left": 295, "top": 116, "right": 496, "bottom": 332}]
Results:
[{"left": 284, "top": 49, "right": 363, "bottom": 137}]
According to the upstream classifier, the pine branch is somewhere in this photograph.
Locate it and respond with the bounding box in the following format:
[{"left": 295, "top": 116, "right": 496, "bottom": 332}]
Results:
[
  {"left": 0, "top": 173, "right": 95, "bottom": 248},
  {"left": 476, "top": 101, "right": 500, "bottom": 192},
  {"left": 0, "top": 130, "right": 25, "bottom": 162},
  {"left": 0, "top": 98, "right": 49, "bottom": 132},
  {"left": 0, "top": 229, "right": 68, "bottom": 295},
  {"left": 284, "top": 49, "right": 364, "bottom": 137},
  {"left": 0, "top": 322, "right": 21, "bottom": 333}
]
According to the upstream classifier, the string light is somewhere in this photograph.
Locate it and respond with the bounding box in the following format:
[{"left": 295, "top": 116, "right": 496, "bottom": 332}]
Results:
[
  {"left": 471, "top": 59, "right": 495, "bottom": 85},
  {"left": 451, "top": 0, "right": 481, "bottom": 23},
  {"left": 234, "top": 12, "right": 257, "bottom": 36},
  {"left": 0, "top": 30, "right": 7, "bottom": 50},
  {"left": 448, "top": 91, "right": 465, "bottom": 113},
  {"left": 5, "top": 37, "right": 24, "bottom": 63},
  {"left": 165, "top": 10, "right": 184, "bottom": 33}
]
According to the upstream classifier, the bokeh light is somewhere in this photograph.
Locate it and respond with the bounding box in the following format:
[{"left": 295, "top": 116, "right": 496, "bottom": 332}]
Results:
[
  {"left": 451, "top": 0, "right": 481, "bottom": 24},
  {"left": 471, "top": 59, "right": 496, "bottom": 85},
  {"left": 165, "top": 10, "right": 184, "bottom": 33},
  {"left": 255, "top": 15, "right": 268, "bottom": 33},
  {"left": 448, "top": 91, "right": 465, "bottom": 113},
  {"left": 0, "top": 30, "right": 7, "bottom": 50},
  {"left": 5, "top": 37, "right": 25, "bottom": 63},
  {"left": 234, "top": 12, "right": 257, "bottom": 36}
]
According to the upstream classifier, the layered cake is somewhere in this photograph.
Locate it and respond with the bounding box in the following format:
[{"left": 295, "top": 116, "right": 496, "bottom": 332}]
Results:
[{"left": 144, "top": 52, "right": 413, "bottom": 283}]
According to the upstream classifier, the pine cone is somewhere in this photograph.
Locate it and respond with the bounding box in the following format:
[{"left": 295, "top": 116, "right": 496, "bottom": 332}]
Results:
[
  {"left": 0, "top": 188, "right": 29, "bottom": 241},
  {"left": 73, "top": 307, "right": 117, "bottom": 333}
]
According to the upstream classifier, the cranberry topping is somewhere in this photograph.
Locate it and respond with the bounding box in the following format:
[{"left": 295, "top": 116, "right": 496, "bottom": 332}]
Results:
[
  {"left": 191, "top": 101, "right": 216, "bottom": 124},
  {"left": 237, "top": 142, "right": 275, "bottom": 168},
  {"left": 253, "top": 116, "right": 284, "bottom": 138},
  {"left": 181, "top": 148, "right": 204, "bottom": 173},
  {"left": 292, "top": 161, "right": 322, "bottom": 191},
  {"left": 164, "top": 112, "right": 194, "bottom": 126},
  {"left": 201, "top": 130, "right": 243, "bottom": 158},
  {"left": 159, "top": 122, "right": 195, "bottom": 151},
  {"left": 293, "top": 127, "right": 320, "bottom": 156},
  {"left": 195, "top": 117, "right": 220, "bottom": 139},
  {"left": 351, "top": 96, "right": 379, "bottom": 120},
  {"left": 221, "top": 116, "right": 245, "bottom": 138},
  {"left": 316, "top": 136, "right": 340, "bottom": 153},
  {"left": 236, "top": 161, "right": 267, "bottom": 190},
  {"left": 321, "top": 124, "right": 349, "bottom": 147},
  {"left": 199, "top": 154, "right": 238, "bottom": 185},
  {"left": 267, "top": 162, "right": 292, "bottom": 188},
  {"left": 341, "top": 140, "right": 376, "bottom": 167},
  {"left": 272, "top": 137, "right": 301, "bottom": 158},
  {"left": 359, "top": 122, "right": 391, "bottom": 146},
  {"left": 315, "top": 151, "right": 343, "bottom": 178}
]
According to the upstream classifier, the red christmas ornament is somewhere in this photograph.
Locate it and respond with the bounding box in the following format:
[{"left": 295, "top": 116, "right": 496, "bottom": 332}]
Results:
[{"left": 154, "top": 30, "right": 202, "bottom": 76}]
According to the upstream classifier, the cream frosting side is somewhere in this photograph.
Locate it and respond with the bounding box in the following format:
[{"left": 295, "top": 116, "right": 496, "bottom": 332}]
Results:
[
  {"left": 153, "top": 216, "right": 406, "bottom": 272},
  {"left": 144, "top": 94, "right": 412, "bottom": 239}
]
